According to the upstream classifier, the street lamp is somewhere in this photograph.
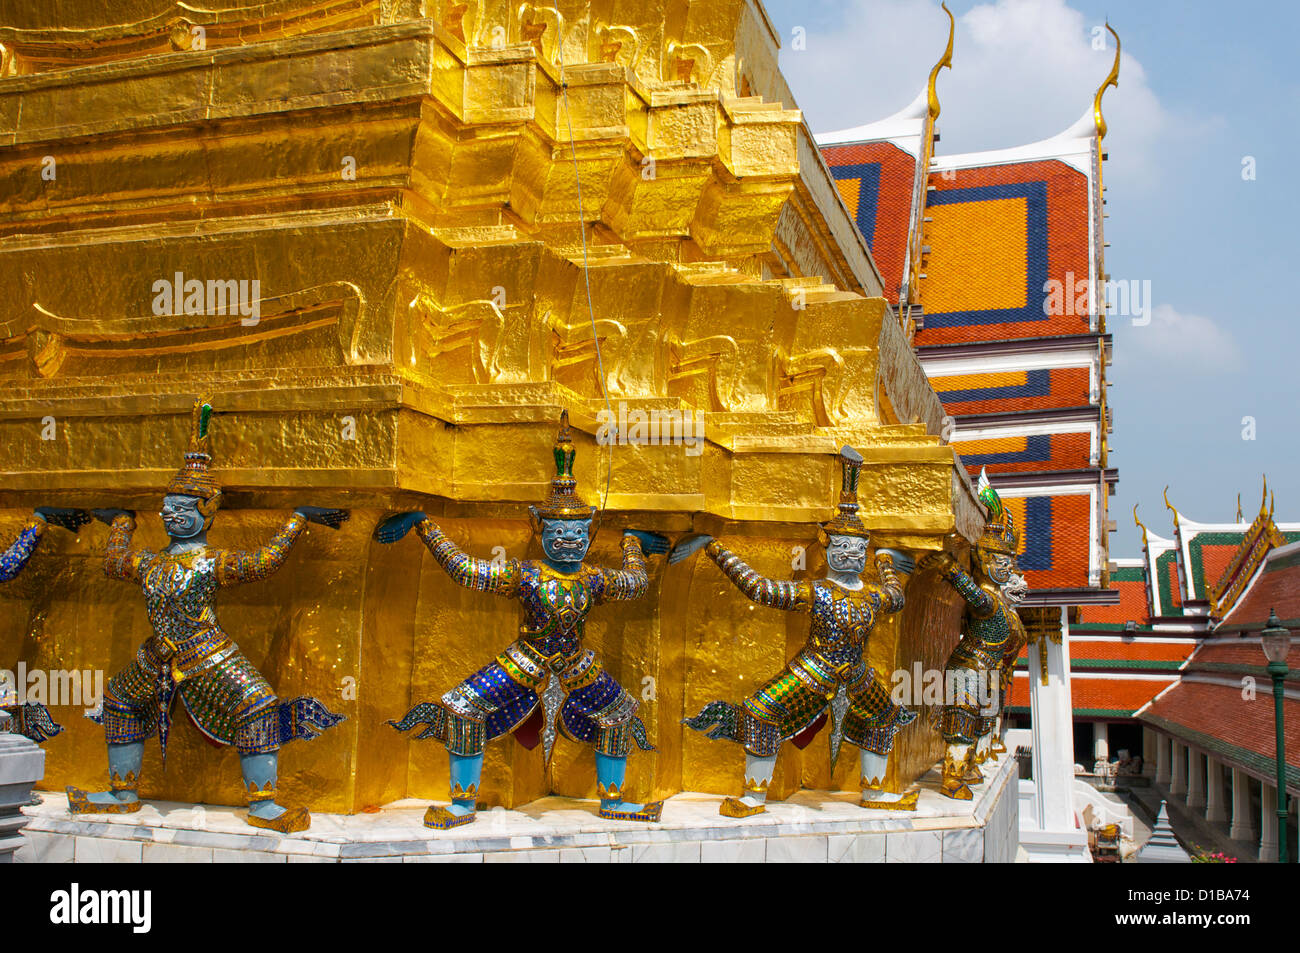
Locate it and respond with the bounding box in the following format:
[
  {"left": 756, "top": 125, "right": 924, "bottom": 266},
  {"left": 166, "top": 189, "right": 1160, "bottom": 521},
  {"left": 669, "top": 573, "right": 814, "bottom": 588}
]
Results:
[{"left": 1261, "top": 610, "right": 1291, "bottom": 863}]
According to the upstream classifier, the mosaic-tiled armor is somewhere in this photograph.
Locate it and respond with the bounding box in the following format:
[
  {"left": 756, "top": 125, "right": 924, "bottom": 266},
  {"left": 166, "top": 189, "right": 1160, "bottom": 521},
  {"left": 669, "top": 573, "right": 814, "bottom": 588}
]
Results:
[
  {"left": 981, "top": 570, "right": 1028, "bottom": 763},
  {"left": 384, "top": 411, "right": 668, "bottom": 829},
  {"left": 924, "top": 469, "right": 1022, "bottom": 800},
  {"left": 1, "top": 508, "right": 90, "bottom": 743},
  {"left": 66, "top": 399, "right": 346, "bottom": 833},
  {"left": 679, "top": 447, "right": 917, "bottom": 816}
]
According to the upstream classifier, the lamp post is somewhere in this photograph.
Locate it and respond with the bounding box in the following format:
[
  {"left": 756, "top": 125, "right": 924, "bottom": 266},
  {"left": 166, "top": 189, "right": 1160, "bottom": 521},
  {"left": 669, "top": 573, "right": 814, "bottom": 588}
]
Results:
[{"left": 1261, "top": 610, "right": 1291, "bottom": 864}]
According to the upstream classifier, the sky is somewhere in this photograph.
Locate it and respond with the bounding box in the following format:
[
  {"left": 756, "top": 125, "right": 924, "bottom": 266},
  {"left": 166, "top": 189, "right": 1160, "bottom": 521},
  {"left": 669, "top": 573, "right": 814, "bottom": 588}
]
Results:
[{"left": 759, "top": 0, "right": 1300, "bottom": 555}]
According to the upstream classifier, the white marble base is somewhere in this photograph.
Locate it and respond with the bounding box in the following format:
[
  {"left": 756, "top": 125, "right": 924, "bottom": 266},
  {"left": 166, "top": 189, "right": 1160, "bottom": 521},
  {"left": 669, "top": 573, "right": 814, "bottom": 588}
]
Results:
[
  {"left": 19, "top": 754, "right": 1020, "bottom": 863},
  {"left": 0, "top": 715, "right": 46, "bottom": 863}
]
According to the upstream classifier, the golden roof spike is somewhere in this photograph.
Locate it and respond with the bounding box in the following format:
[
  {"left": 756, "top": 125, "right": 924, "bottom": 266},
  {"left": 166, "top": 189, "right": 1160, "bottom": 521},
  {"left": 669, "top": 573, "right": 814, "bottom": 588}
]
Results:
[
  {"left": 1236, "top": 493, "right": 1243, "bottom": 523},
  {"left": 1269, "top": 491, "right": 1275, "bottom": 520},
  {"left": 1260, "top": 474, "right": 1269, "bottom": 515},
  {"left": 927, "top": 2, "right": 955, "bottom": 120},
  {"left": 1133, "top": 503, "right": 1149, "bottom": 547},
  {"left": 1093, "top": 22, "right": 1121, "bottom": 140},
  {"left": 1163, "top": 485, "right": 1180, "bottom": 531}
]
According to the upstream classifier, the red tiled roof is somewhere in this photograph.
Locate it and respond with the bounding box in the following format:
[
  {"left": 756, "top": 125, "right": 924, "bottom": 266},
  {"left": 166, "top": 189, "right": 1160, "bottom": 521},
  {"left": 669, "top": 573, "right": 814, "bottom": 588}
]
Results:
[
  {"left": 1197, "top": 543, "right": 1239, "bottom": 600},
  {"left": 1220, "top": 550, "right": 1300, "bottom": 628},
  {"left": 1141, "top": 681, "right": 1300, "bottom": 786},
  {"left": 915, "top": 158, "right": 1091, "bottom": 347},
  {"left": 1007, "top": 674, "right": 1175, "bottom": 713},
  {"left": 1191, "top": 641, "right": 1268, "bottom": 667},
  {"left": 1068, "top": 640, "right": 1195, "bottom": 662},
  {"left": 1077, "top": 578, "right": 1150, "bottom": 626},
  {"left": 820, "top": 140, "right": 917, "bottom": 305}
]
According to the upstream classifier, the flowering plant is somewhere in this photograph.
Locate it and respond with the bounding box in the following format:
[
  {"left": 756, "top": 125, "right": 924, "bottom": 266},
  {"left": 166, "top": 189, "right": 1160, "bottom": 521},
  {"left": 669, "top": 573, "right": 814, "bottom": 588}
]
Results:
[{"left": 1190, "top": 845, "right": 1237, "bottom": 863}]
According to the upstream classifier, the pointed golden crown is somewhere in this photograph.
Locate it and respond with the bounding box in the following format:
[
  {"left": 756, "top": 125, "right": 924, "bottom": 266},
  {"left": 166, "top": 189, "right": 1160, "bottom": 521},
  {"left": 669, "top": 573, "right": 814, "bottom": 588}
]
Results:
[
  {"left": 533, "top": 410, "right": 593, "bottom": 521},
  {"left": 821, "top": 446, "right": 870, "bottom": 539},
  {"left": 165, "top": 396, "right": 222, "bottom": 517},
  {"left": 975, "top": 468, "right": 1018, "bottom": 556}
]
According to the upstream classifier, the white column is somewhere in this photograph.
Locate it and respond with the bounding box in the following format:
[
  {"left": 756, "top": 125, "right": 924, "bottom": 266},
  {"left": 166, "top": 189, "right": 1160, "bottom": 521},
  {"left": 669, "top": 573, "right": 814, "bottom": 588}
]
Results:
[
  {"left": 1260, "top": 784, "right": 1279, "bottom": 863},
  {"left": 1027, "top": 606, "right": 1078, "bottom": 832},
  {"left": 1205, "top": 757, "right": 1227, "bottom": 823},
  {"left": 1186, "top": 749, "right": 1206, "bottom": 810},
  {"left": 1229, "top": 768, "right": 1253, "bottom": 841},
  {"left": 1170, "top": 741, "right": 1187, "bottom": 798},
  {"left": 1156, "top": 732, "right": 1171, "bottom": 784},
  {"left": 1094, "top": 721, "right": 1109, "bottom": 763}
]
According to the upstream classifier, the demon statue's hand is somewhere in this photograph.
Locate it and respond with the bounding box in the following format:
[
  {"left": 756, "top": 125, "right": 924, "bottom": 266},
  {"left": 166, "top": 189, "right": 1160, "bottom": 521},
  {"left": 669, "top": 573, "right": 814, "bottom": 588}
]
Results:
[
  {"left": 34, "top": 507, "right": 92, "bottom": 532},
  {"left": 624, "top": 529, "right": 670, "bottom": 556},
  {"left": 876, "top": 548, "right": 916, "bottom": 575},
  {"left": 373, "top": 511, "right": 427, "bottom": 544},
  {"left": 668, "top": 533, "right": 714, "bottom": 565},
  {"left": 91, "top": 508, "right": 135, "bottom": 526},
  {"left": 916, "top": 551, "right": 953, "bottom": 573},
  {"left": 294, "top": 507, "right": 350, "bottom": 529}
]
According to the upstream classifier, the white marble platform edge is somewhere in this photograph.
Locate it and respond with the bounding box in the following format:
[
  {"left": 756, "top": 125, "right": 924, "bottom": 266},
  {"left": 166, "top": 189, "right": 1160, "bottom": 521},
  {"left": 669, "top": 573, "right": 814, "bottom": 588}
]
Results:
[{"left": 20, "top": 755, "right": 1018, "bottom": 862}]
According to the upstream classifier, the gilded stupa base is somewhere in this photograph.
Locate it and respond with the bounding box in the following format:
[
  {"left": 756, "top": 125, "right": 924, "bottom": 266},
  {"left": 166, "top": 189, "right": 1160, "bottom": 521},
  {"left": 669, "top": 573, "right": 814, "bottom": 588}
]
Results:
[{"left": 17, "top": 754, "right": 1019, "bottom": 863}]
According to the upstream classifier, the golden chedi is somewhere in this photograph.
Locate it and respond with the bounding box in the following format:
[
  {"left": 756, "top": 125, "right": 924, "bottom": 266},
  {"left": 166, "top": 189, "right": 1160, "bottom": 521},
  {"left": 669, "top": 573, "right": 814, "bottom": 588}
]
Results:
[{"left": 0, "top": 0, "right": 982, "bottom": 814}]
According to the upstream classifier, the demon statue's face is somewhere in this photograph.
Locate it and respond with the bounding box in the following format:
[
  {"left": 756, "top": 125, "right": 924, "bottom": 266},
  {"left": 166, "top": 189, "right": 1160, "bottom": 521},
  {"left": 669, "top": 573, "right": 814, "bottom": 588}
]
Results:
[
  {"left": 825, "top": 533, "right": 869, "bottom": 576},
  {"left": 540, "top": 517, "right": 592, "bottom": 566},
  {"left": 1002, "top": 570, "right": 1028, "bottom": 606},
  {"left": 979, "top": 550, "right": 1016, "bottom": 586},
  {"left": 160, "top": 494, "right": 207, "bottom": 540}
]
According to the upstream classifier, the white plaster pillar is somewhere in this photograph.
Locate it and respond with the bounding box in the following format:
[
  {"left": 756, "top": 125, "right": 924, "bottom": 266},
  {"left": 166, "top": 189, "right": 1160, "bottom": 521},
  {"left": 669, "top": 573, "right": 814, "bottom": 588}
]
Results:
[
  {"left": 1170, "top": 741, "right": 1187, "bottom": 798},
  {"left": 1155, "top": 732, "right": 1171, "bottom": 784},
  {"left": 1229, "top": 768, "right": 1253, "bottom": 841},
  {"left": 1186, "top": 749, "right": 1206, "bottom": 811},
  {"left": 1094, "top": 721, "right": 1109, "bottom": 763},
  {"left": 1206, "top": 758, "right": 1227, "bottom": 823},
  {"left": 1027, "top": 606, "right": 1078, "bottom": 832},
  {"left": 1260, "top": 784, "right": 1279, "bottom": 863}
]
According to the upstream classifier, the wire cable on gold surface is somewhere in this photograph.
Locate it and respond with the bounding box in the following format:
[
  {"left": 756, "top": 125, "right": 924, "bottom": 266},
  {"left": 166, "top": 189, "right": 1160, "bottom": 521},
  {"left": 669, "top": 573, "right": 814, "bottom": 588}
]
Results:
[{"left": 555, "top": 23, "right": 615, "bottom": 513}]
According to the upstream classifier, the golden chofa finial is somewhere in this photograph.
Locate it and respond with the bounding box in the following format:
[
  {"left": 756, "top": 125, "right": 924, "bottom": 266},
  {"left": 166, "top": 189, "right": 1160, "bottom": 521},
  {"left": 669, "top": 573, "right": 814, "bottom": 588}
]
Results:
[
  {"left": 1093, "top": 22, "right": 1121, "bottom": 140},
  {"left": 1133, "top": 503, "right": 1149, "bottom": 548},
  {"left": 927, "top": 2, "right": 955, "bottom": 120},
  {"left": 1259, "top": 474, "right": 1269, "bottom": 516},
  {"left": 1163, "top": 485, "right": 1180, "bottom": 530},
  {"left": 1236, "top": 493, "right": 1243, "bottom": 523}
]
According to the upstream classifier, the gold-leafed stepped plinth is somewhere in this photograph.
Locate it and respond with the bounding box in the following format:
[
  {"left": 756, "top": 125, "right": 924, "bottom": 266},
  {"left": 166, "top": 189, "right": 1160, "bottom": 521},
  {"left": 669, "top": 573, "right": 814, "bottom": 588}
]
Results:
[{"left": 0, "top": 0, "right": 982, "bottom": 815}]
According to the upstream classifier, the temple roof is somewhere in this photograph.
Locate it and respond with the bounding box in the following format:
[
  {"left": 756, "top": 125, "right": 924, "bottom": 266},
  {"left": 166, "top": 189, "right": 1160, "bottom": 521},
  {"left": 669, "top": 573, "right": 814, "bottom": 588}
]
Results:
[
  {"left": 1138, "top": 679, "right": 1300, "bottom": 796},
  {"left": 1009, "top": 672, "right": 1178, "bottom": 717},
  {"left": 1217, "top": 541, "right": 1300, "bottom": 633}
]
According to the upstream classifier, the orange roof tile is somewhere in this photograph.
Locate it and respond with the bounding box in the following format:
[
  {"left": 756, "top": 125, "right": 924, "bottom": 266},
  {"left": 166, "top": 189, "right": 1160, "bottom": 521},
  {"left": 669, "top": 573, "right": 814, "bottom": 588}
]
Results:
[{"left": 1007, "top": 674, "right": 1175, "bottom": 713}]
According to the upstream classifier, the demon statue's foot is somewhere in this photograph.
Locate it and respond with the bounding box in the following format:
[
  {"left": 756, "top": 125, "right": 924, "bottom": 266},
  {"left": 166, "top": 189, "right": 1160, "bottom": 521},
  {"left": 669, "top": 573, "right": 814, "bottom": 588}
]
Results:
[
  {"left": 962, "top": 762, "right": 985, "bottom": 784},
  {"left": 66, "top": 787, "right": 142, "bottom": 815},
  {"left": 246, "top": 804, "right": 311, "bottom": 834},
  {"left": 599, "top": 798, "right": 664, "bottom": 822},
  {"left": 860, "top": 789, "right": 920, "bottom": 811},
  {"left": 719, "top": 795, "right": 766, "bottom": 818},
  {"left": 939, "top": 776, "right": 974, "bottom": 801},
  {"left": 424, "top": 801, "right": 477, "bottom": 830},
  {"left": 940, "top": 746, "right": 975, "bottom": 801}
]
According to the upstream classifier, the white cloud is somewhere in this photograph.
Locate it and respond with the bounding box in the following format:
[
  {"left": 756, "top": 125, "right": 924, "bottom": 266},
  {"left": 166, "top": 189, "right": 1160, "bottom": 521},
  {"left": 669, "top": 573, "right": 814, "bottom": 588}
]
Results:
[
  {"left": 1116, "top": 303, "right": 1244, "bottom": 373},
  {"left": 778, "top": 0, "right": 1196, "bottom": 188}
]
